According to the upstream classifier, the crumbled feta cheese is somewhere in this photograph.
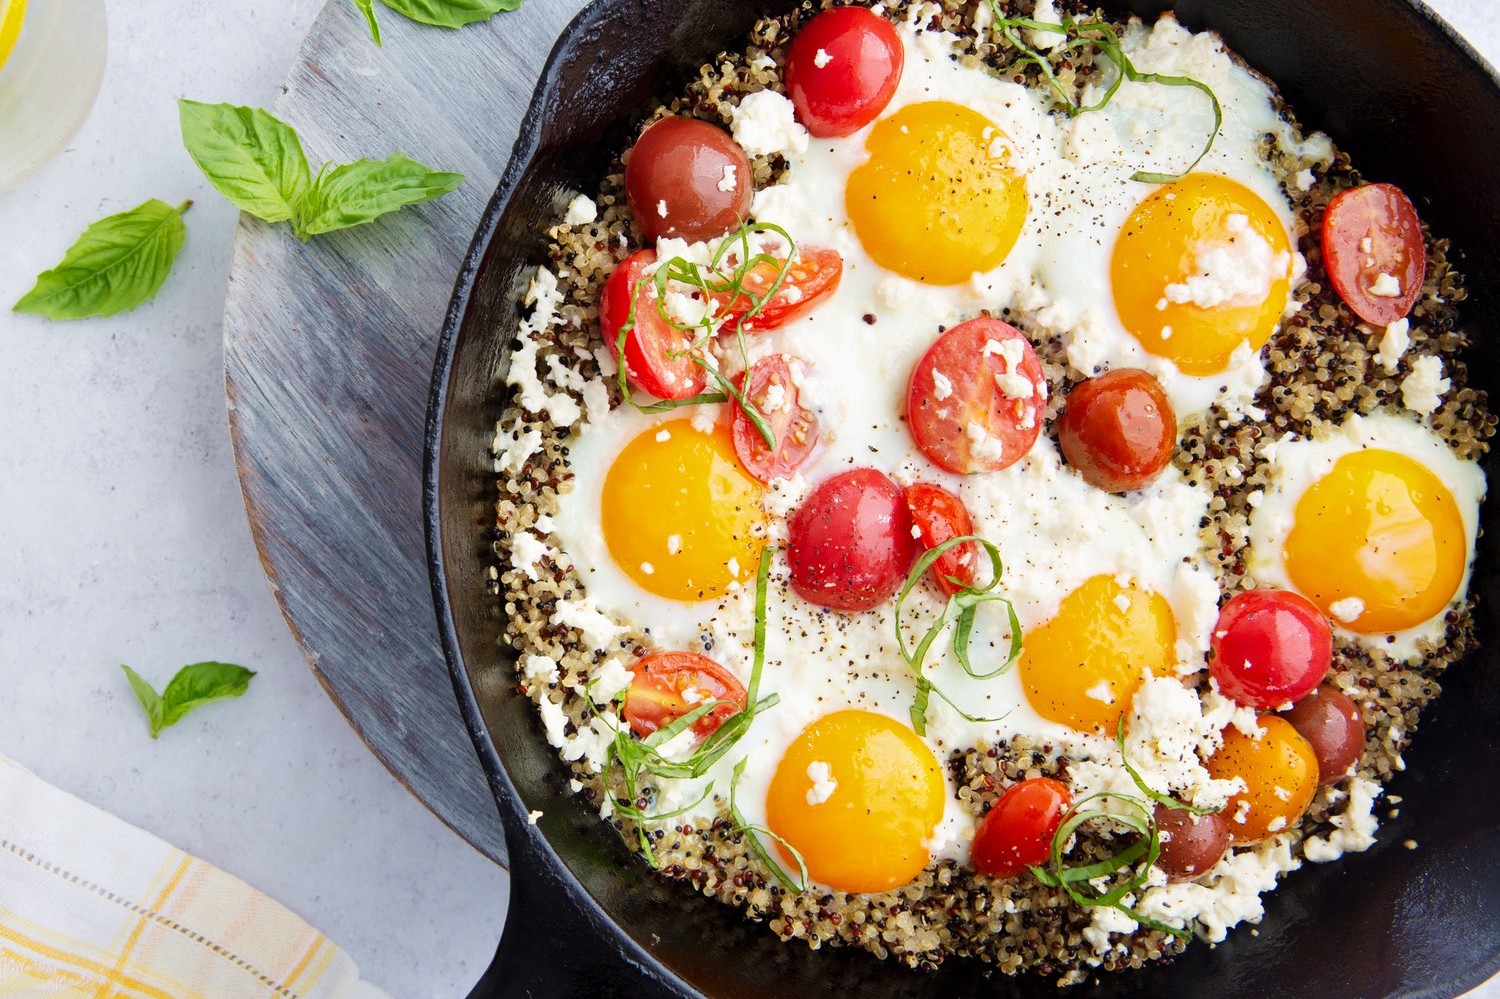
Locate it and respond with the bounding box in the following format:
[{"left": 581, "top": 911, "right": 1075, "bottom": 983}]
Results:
[
  {"left": 667, "top": 534, "right": 682, "bottom": 555},
  {"left": 730, "top": 90, "right": 810, "bottom": 158},
  {"left": 1162, "top": 216, "right": 1287, "bottom": 310},
  {"left": 762, "top": 380, "right": 787, "bottom": 414},
  {"left": 562, "top": 194, "right": 598, "bottom": 226},
  {"left": 521, "top": 654, "right": 558, "bottom": 687},
  {"left": 1085, "top": 680, "right": 1116, "bottom": 705},
  {"left": 994, "top": 371, "right": 1034, "bottom": 400},
  {"left": 805, "top": 760, "right": 837, "bottom": 805},
  {"left": 1401, "top": 355, "right": 1449, "bottom": 415},
  {"left": 550, "top": 598, "right": 624, "bottom": 651},
  {"left": 1294, "top": 168, "right": 1315, "bottom": 191},
  {"left": 1303, "top": 777, "right": 1383, "bottom": 862},
  {"left": 1027, "top": 0, "right": 1065, "bottom": 50},
  {"left": 1360, "top": 236, "right": 1373, "bottom": 254},
  {"left": 931, "top": 369, "right": 954, "bottom": 401},
  {"left": 1082, "top": 902, "right": 1136, "bottom": 955},
  {"left": 966, "top": 422, "right": 1004, "bottom": 463},
  {"left": 590, "top": 658, "right": 634, "bottom": 703},
  {"left": 527, "top": 809, "right": 544, "bottom": 825},
  {"left": 507, "top": 268, "right": 584, "bottom": 427},
  {"left": 877, "top": 276, "right": 914, "bottom": 311},
  {"left": 717, "top": 164, "right": 737, "bottom": 193},
  {"left": 656, "top": 199, "right": 668, "bottom": 218},
  {"left": 511, "top": 531, "right": 551, "bottom": 581},
  {"left": 764, "top": 473, "right": 810, "bottom": 518},
  {"left": 640, "top": 562, "right": 655, "bottom": 575},
  {"left": 813, "top": 48, "right": 833, "bottom": 68},
  {"left": 495, "top": 427, "right": 543, "bottom": 475},
  {"left": 1375, "top": 317, "right": 1410, "bottom": 373},
  {"left": 1328, "top": 596, "right": 1364, "bottom": 624},
  {"left": 727, "top": 557, "right": 741, "bottom": 578},
  {"left": 1369, "top": 272, "right": 1402, "bottom": 297}
]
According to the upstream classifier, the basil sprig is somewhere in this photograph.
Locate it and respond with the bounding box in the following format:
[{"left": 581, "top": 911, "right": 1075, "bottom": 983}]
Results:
[
  {"left": 179, "top": 100, "right": 463, "bottom": 242},
  {"left": 13, "top": 200, "right": 190, "bottom": 320},
  {"left": 120, "top": 662, "right": 256, "bottom": 739},
  {"left": 353, "top": 0, "right": 525, "bottom": 46}
]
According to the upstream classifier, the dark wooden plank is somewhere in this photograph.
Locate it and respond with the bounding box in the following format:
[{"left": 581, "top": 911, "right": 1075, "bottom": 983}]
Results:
[{"left": 222, "top": 0, "right": 588, "bottom": 866}]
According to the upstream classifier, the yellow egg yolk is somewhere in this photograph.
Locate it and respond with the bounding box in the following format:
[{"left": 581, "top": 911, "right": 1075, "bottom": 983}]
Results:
[
  {"left": 765, "top": 710, "right": 944, "bottom": 894},
  {"left": 846, "top": 101, "right": 1028, "bottom": 285},
  {"left": 1283, "top": 449, "right": 1466, "bottom": 633},
  {"left": 600, "top": 419, "right": 765, "bottom": 602},
  {"left": 1112, "top": 174, "right": 1292, "bottom": 375},
  {"left": 1020, "top": 575, "right": 1176, "bottom": 733}
]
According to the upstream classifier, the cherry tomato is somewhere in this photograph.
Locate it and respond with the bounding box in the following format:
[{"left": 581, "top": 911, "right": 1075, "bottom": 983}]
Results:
[
  {"left": 971, "top": 777, "right": 1071, "bottom": 879},
  {"left": 599, "top": 250, "right": 708, "bottom": 401},
  {"left": 785, "top": 7, "right": 904, "bottom": 138},
  {"left": 1209, "top": 589, "right": 1333, "bottom": 710},
  {"left": 1153, "top": 805, "right": 1229, "bottom": 882},
  {"left": 904, "top": 482, "right": 977, "bottom": 596},
  {"left": 1058, "top": 368, "right": 1176, "bottom": 493},
  {"left": 1321, "top": 182, "right": 1426, "bottom": 325},
  {"left": 1280, "top": 685, "right": 1365, "bottom": 786},
  {"left": 622, "top": 652, "right": 747, "bottom": 739},
  {"left": 906, "top": 318, "right": 1046, "bottom": 474},
  {"left": 1207, "top": 715, "right": 1318, "bottom": 843},
  {"left": 732, "top": 354, "right": 819, "bottom": 482},
  {"left": 715, "top": 247, "right": 843, "bottom": 333},
  {"left": 787, "top": 468, "right": 917, "bottom": 612},
  {"left": 625, "top": 116, "right": 752, "bottom": 242}
]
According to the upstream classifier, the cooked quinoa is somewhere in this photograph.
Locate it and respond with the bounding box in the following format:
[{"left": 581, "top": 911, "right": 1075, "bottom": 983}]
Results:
[{"left": 486, "top": 0, "right": 1493, "bottom": 982}]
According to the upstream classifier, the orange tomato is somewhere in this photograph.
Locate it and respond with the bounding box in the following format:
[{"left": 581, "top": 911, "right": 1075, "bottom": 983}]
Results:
[{"left": 1206, "top": 715, "right": 1318, "bottom": 843}]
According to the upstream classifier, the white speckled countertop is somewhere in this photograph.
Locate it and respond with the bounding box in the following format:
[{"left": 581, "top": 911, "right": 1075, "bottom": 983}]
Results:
[{"left": 0, "top": 1, "right": 1494, "bottom": 996}]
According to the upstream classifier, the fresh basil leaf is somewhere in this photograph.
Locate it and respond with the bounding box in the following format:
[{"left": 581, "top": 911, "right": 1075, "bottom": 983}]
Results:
[
  {"left": 378, "top": 0, "right": 523, "bottom": 29},
  {"left": 293, "top": 153, "right": 463, "bottom": 239},
  {"left": 120, "top": 665, "right": 167, "bottom": 738},
  {"left": 353, "top": 0, "right": 382, "bottom": 44},
  {"left": 14, "top": 200, "right": 189, "bottom": 320},
  {"left": 119, "top": 662, "right": 255, "bottom": 739},
  {"left": 178, "top": 100, "right": 312, "bottom": 224}
]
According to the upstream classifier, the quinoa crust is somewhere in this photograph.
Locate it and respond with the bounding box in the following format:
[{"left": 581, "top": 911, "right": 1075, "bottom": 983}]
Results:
[{"left": 485, "top": 0, "right": 1494, "bottom": 983}]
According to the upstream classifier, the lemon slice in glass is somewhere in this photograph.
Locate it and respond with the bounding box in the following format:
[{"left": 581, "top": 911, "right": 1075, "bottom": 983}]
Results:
[{"left": 0, "top": 0, "right": 26, "bottom": 73}]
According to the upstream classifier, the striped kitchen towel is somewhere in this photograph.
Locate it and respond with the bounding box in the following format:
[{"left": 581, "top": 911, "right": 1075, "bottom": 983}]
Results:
[{"left": 0, "top": 755, "right": 391, "bottom": 998}]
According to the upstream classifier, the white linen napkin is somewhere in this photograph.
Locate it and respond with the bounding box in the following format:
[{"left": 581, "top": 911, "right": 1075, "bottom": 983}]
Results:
[{"left": 0, "top": 755, "right": 392, "bottom": 998}]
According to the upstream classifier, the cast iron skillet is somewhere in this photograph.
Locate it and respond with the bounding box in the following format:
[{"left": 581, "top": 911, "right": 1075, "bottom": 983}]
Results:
[{"left": 425, "top": 1, "right": 1500, "bottom": 995}]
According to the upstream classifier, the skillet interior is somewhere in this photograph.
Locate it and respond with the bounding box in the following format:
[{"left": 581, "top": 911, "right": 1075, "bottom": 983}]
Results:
[{"left": 426, "top": 1, "right": 1500, "bottom": 995}]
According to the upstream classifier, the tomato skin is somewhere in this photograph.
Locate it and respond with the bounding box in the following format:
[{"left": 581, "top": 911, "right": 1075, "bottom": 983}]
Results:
[
  {"left": 1321, "top": 183, "right": 1426, "bottom": 326},
  {"left": 1209, "top": 590, "right": 1333, "bottom": 710},
  {"left": 971, "top": 777, "right": 1071, "bottom": 879},
  {"left": 904, "top": 482, "right": 977, "bottom": 596},
  {"left": 599, "top": 250, "right": 708, "bottom": 401},
  {"left": 622, "top": 652, "right": 748, "bottom": 739},
  {"left": 787, "top": 468, "right": 917, "bottom": 612},
  {"left": 785, "top": 7, "right": 904, "bottom": 138},
  {"left": 1153, "top": 805, "right": 1229, "bottom": 882},
  {"left": 1058, "top": 369, "right": 1176, "bottom": 493},
  {"left": 1280, "top": 685, "right": 1365, "bottom": 786},
  {"left": 625, "top": 116, "right": 752, "bottom": 243},
  {"left": 717, "top": 247, "right": 843, "bottom": 333},
  {"left": 906, "top": 318, "right": 1046, "bottom": 474},
  {"left": 731, "top": 354, "right": 820, "bottom": 482}
]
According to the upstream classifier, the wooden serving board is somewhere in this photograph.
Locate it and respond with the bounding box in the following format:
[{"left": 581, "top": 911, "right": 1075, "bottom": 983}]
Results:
[{"left": 223, "top": 0, "right": 590, "bottom": 866}]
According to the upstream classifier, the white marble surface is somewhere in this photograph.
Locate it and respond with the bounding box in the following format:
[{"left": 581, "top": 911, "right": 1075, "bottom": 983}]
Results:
[{"left": 0, "top": 1, "right": 1496, "bottom": 996}]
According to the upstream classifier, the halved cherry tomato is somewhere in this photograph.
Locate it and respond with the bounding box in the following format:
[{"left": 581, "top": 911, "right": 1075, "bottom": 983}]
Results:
[
  {"left": 788, "top": 468, "right": 917, "bottom": 612},
  {"left": 1209, "top": 589, "right": 1333, "bottom": 710},
  {"left": 1057, "top": 368, "right": 1176, "bottom": 493},
  {"left": 716, "top": 247, "right": 843, "bottom": 333},
  {"left": 971, "top": 777, "right": 1071, "bottom": 879},
  {"left": 1321, "top": 182, "right": 1426, "bottom": 326},
  {"left": 625, "top": 116, "right": 752, "bottom": 243},
  {"left": 904, "top": 482, "right": 977, "bottom": 596},
  {"left": 785, "top": 7, "right": 904, "bottom": 138},
  {"left": 599, "top": 250, "right": 708, "bottom": 401},
  {"left": 906, "top": 317, "right": 1046, "bottom": 474},
  {"left": 622, "top": 652, "right": 747, "bottom": 739},
  {"left": 732, "top": 354, "right": 819, "bottom": 482}
]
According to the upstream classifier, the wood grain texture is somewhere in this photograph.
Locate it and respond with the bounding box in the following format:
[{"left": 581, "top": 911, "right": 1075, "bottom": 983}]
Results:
[{"left": 223, "top": 0, "right": 589, "bottom": 866}]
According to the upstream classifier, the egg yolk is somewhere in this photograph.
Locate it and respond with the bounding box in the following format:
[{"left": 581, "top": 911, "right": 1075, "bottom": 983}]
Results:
[
  {"left": 600, "top": 419, "right": 765, "bottom": 602},
  {"left": 1112, "top": 174, "right": 1292, "bottom": 375},
  {"left": 1206, "top": 716, "right": 1317, "bottom": 843},
  {"left": 1020, "top": 575, "right": 1176, "bottom": 733},
  {"left": 765, "top": 710, "right": 945, "bottom": 894},
  {"left": 1283, "top": 448, "right": 1466, "bottom": 634},
  {"left": 846, "top": 101, "right": 1028, "bottom": 285}
]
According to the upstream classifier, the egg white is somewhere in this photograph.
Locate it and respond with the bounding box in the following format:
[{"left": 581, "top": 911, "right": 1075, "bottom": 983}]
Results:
[{"left": 1247, "top": 412, "right": 1486, "bottom": 661}]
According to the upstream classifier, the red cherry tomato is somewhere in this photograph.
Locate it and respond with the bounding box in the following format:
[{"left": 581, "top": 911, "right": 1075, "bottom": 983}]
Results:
[
  {"left": 1057, "top": 368, "right": 1177, "bottom": 493},
  {"left": 599, "top": 250, "right": 708, "bottom": 401},
  {"left": 787, "top": 468, "right": 917, "bottom": 612},
  {"left": 1280, "top": 685, "right": 1365, "bottom": 786},
  {"left": 971, "top": 777, "right": 1071, "bottom": 879},
  {"left": 625, "top": 116, "right": 752, "bottom": 243},
  {"left": 1321, "top": 183, "right": 1426, "bottom": 325},
  {"left": 715, "top": 247, "right": 843, "bottom": 333},
  {"left": 906, "top": 317, "right": 1046, "bottom": 474},
  {"left": 785, "top": 7, "right": 904, "bottom": 138},
  {"left": 1209, "top": 589, "right": 1333, "bottom": 710},
  {"left": 623, "top": 652, "right": 747, "bottom": 739},
  {"left": 732, "top": 354, "right": 820, "bottom": 482},
  {"left": 904, "top": 482, "right": 977, "bottom": 596},
  {"left": 1153, "top": 805, "right": 1229, "bottom": 882}
]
